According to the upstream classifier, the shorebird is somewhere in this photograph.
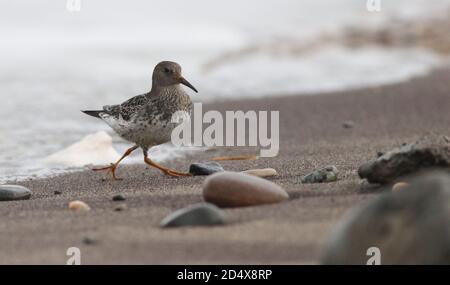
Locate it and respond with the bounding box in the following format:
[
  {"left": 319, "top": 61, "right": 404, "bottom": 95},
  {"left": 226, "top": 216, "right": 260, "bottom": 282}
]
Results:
[{"left": 82, "top": 61, "right": 197, "bottom": 180}]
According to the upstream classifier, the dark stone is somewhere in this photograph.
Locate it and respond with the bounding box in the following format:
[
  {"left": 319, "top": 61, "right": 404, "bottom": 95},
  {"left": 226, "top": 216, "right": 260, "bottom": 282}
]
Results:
[
  {"left": 321, "top": 171, "right": 450, "bottom": 265},
  {"left": 0, "top": 185, "right": 32, "bottom": 201},
  {"left": 112, "top": 194, "right": 126, "bottom": 201},
  {"left": 160, "top": 203, "right": 226, "bottom": 228},
  {"left": 342, "top": 120, "right": 355, "bottom": 129},
  {"left": 358, "top": 135, "right": 450, "bottom": 184},
  {"left": 82, "top": 237, "right": 97, "bottom": 245},
  {"left": 54, "top": 191, "right": 62, "bottom": 195},
  {"left": 189, "top": 162, "right": 224, "bottom": 176}
]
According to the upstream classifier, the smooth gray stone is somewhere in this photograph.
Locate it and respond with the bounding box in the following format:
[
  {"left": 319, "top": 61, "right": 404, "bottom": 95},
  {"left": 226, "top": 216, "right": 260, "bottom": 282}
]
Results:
[
  {"left": 160, "top": 203, "right": 226, "bottom": 228},
  {"left": 302, "top": 165, "right": 338, "bottom": 183},
  {"left": 0, "top": 185, "right": 32, "bottom": 201},
  {"left": 189, "top": 162, "right": 224, "bottom": 176},
  {"left": 321, "top": 171, "right": 450, "bottom": 265}
]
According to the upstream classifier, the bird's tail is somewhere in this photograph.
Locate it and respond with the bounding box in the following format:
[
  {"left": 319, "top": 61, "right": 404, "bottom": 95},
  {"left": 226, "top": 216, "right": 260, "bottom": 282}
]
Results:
[{"left": 81, "top": 110, "right": 103, "bottom": 119}]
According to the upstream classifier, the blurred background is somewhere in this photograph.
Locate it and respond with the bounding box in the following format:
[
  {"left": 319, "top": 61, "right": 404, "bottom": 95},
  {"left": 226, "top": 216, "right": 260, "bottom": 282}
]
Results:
[{"left": 1, "top": 0, "right": 449, "bottom": 182}]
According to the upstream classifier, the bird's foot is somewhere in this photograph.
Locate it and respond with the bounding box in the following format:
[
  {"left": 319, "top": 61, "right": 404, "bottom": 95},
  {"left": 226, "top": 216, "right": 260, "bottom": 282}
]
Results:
[
  {"left": 93, "top": 163, "right": 122, "bottom": 180},
  {"left": 162, "top": 169, "right": 192, "bottom": 177},
  {"left": 143, "top": 156, "right": 192, "bottom": 178}
]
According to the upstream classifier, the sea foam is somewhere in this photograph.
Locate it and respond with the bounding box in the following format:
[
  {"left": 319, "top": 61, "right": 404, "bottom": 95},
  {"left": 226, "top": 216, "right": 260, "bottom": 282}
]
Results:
[{"left": 44, "top": 131, "right": 120, "bottom": 167}]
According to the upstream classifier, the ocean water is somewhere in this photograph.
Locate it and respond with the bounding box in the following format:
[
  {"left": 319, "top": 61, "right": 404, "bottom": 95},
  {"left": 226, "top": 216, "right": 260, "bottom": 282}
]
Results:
[{"left": 1, "top": 0, "right": 449, "bottom": 182}]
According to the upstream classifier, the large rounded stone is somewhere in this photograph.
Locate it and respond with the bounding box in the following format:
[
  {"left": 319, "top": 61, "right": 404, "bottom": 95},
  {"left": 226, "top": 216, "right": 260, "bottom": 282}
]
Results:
[
  {"left": 203, "top": 171, "right": 289, "bottom": 207},
  {"left": 160, "top": 203, "right": 225, "bottom": 228},
  {"left": 321, "top": 171, "right": 450, "bottom": 265},
  {"left": 0, "top": 185, "right": 32, "bottom": 201}
]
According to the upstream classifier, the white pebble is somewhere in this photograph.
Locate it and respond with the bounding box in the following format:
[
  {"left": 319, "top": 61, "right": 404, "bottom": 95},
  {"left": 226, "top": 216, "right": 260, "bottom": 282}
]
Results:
[
  {"left": 69, "top": 200, "right": 91, "bottom": 212},
  {"left": 241, "top": 168, "right": 278, "bottom": 178}
]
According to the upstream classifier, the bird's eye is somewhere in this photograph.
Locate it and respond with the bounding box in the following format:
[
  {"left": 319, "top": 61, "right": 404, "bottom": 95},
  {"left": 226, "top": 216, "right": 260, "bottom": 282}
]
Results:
[{"left": 164, "top": 68, "right": 171, "bottom": 74}]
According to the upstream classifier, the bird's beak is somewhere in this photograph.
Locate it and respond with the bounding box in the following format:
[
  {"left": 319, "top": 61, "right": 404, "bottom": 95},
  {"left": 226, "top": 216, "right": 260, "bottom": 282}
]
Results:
[{"left": 179, "top": 77, "right": 198, "bottom": 93}]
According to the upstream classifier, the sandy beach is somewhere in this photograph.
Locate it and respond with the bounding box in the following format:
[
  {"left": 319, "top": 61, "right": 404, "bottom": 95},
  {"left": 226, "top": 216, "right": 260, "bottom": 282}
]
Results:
[{"left": 2, "top": 67, "right": 450, "bottom": 265}]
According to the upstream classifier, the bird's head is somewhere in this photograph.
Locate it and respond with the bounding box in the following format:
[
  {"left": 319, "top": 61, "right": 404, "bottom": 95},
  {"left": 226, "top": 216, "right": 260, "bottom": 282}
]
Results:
[{"left": 152, "top": 61, "right": 198, "bottom": 93}]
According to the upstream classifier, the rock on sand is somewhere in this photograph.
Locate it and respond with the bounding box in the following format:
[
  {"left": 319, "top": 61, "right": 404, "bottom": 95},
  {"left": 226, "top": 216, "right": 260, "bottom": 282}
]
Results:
[
  {"left": 0, "top": 185, "right": 32, "bottom": 201},
  {"left": 69, "top": 200, "right": 91, "bottom": 212},
  {"left": 302, "top": 165, "right": 338, "bottom": 183},
  {"left": 241, "top": 168, "right": 278, "bottom": 178},
  {"left": 160, "top": 203, "right": 225, "bottom": 227},
  {"left": 189, "top": 162, "right": 224, "bottom": 176},
  {"left": 359, "top": 135, "right": 450, "bottom": 184},
  {"left": 203, "top": 171, "right": 289, "bottom": 207},
  {"left": 321, "top": 171, "right": 450, "bottom": 265}
]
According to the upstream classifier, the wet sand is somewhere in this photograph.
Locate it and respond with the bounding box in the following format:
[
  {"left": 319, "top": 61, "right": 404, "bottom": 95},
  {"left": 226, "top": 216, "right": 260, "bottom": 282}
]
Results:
[{"left": 2, "top": 67, "right": 450, "bottom": 264}]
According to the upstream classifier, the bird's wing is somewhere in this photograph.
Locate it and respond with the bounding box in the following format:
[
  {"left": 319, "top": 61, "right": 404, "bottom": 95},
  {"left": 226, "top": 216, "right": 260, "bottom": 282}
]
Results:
[{"left": 102, "top": 93, "right": 148, "bottom": 121}]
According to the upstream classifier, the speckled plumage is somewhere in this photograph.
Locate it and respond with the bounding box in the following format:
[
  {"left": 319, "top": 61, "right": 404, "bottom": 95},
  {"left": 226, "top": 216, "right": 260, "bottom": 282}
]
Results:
[
  {"left": 100, "top": 86, "right": 192, "bottom": 149},
  {"left": 83, "top": 61, "right": 196, "bottom": 151}
]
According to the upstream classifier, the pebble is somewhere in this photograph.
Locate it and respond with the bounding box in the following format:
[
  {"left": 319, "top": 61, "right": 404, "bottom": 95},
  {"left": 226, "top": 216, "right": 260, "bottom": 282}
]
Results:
[
  {"left": 68, "top": 200, "right": 91, "bottom": 212},
  {"left": 160, "top": 203, "right": 225, "bottom": 228},
  {"left": 301, "top": 165, "right": 338, "bottom": 183},
  {"left": 203, "top": 171, "right": 289, "bottom": 207},
  {"left": 112, "top": 194, "right": 126, "bottom": 201},
  {"left": 114, "top": 204, "right": 127, "bottom": 212},
  {"left": 189, "top": 162, "right": 224, "bottom": 176},
  {"left": 54, "top": 191, "right": 62, "bottom": 195},
  {"left": 82, "top": 237, "right": 97, "bottom": 245},
  {"left": 0, "top": 185, "right": 32, "bottom": 201},
  {"left": 342, "top": 120, "right": 355, "bottom": 129},
  {"left": 241, "top": 168, "right": 278, "bottom": 178},
  {"left": 392, "top": 182, "right": 409, "bottom": 192}
]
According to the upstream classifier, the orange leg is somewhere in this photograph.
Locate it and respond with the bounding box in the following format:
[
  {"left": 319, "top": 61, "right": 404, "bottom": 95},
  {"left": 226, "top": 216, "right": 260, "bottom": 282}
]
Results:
[
  {"left": 93, "top": 145, "right": 139, "bottom": 180},
  {"left": 143, "top": 151, "right": 191, "bottom": 177}
]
